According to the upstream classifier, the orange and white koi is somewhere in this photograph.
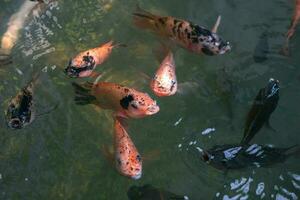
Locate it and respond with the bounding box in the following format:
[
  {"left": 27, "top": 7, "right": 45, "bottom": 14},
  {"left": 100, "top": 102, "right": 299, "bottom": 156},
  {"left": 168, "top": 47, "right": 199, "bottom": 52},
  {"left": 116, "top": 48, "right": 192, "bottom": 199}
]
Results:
[
  {"left": 65, "top": 41, "right": 124, "bottom": 78},
  {"left": 114, "top": 117, "right": 142, "bottom": 179},
  {"left": 72, "top": 81, "right": 159, "bottom": 118},
  {"left": 133, "top": 6, "right": 230, "bottom": 56},
  {"left": 150, "top": 51, "right": 177, "bottom": 96},
  {"left": 0, "top": 0, "right": 41, "bottom": 59}
]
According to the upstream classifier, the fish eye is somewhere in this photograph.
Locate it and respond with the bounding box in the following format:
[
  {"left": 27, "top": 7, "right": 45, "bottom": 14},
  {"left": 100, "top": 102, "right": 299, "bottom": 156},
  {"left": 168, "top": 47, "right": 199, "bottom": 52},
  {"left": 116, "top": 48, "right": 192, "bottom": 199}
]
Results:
[
  {"left": 136, "top": 155, "right": 141, "bottom": 162},
  {"left": 130, "top": 102, "right": 138, "bottom": 109}
]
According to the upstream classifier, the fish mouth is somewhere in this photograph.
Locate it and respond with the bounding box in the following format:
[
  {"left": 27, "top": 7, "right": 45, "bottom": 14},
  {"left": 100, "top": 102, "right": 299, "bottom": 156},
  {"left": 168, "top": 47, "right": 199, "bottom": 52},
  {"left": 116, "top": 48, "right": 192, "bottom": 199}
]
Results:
[
  {"left": 8, "top": 118, "right": 23, "bottom": 129},
  {"left": 219, "top": 41, "right": 231, "bottom": 54},
  {"left": 266, "top": 78, "right": 279, "bottom": 98},
  {"left": 146, "top": 104, "right": 160, "bottom": 115},
  {"left": 131, "top": 171, "right": 142, "bottom": 180}
]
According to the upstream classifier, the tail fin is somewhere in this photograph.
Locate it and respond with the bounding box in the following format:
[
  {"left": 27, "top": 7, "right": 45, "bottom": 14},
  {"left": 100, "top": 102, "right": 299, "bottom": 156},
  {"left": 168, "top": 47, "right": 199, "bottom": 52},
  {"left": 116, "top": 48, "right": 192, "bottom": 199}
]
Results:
[
  {"left": 284, "top": 145, "right": 300, "bottom": 157},
  {"left": 72, "top": 82, "right": 96, "bottom": 105},
  {"left": 132, "top": 5, "right": 158, "bottom": 30}
]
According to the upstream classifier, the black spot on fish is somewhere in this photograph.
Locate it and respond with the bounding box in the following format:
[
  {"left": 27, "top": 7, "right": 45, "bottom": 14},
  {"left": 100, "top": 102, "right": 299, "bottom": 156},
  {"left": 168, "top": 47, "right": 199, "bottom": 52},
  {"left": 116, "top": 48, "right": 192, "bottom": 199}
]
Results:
[
  {"left": 170, "top": 80, "right": 176, "bottom": 92},
  {"left": 117, "top": 159, "right": 122, "bottom": 166},
  {"left": 177, "top": 22, "right": 183, "bottom": 29},
  {"left": 136, "top": 155, "right": 141, "bottom": 162},
  {"left": 187, "top": 33, "right": 191, "bottom": 39},
  {"left": 158, "top": 18, "right": 165, "bottom": 25},
  {"left": 120, "top": 95, "right": 134, "bottom": 109},
  {"left": 173, "top": 19, "right": 180, "bottom": 25},
  {"left": 202, "top": 46, "right": 214, "bottom": 56},
  {"left": 192, "top": 37, "right": 198, "bottom": 44}
]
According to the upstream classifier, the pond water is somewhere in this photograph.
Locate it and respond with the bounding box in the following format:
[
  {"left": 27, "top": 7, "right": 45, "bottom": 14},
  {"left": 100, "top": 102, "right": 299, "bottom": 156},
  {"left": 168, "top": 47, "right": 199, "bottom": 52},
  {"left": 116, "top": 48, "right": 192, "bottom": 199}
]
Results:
[{"left": 0, "top": 0, "right": 300, "bottom": 199}]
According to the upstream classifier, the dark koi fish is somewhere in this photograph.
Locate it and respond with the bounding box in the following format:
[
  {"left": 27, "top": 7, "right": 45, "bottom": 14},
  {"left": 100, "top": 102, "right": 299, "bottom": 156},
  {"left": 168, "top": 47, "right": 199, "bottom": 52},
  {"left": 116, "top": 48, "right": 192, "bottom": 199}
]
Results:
[
  {"left": 128, "top": 184, "right": 189, "bottom": 200},
  {"left": 253, "top": 31, "right": 269, "bottom": 63},
  {"left": 198, "top": 144, "right": 299, "bottom": 171},
  {"left": 241, "top": 78, "right": 279, "bottom": 144},
  {"left": 5, "top": 74, "right": 39, "bottom": 129}
]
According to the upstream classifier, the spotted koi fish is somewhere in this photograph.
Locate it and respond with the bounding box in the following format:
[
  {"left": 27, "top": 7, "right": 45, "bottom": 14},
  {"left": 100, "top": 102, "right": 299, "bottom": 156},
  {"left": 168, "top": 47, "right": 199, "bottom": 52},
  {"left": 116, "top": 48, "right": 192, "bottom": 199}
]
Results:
[
  {"left": 133, "top": 6, "right": 231, "bottom": 56},
  {"left": 72, "top": 82, "right": 159, "bottom": 118},
  {"left": 65, "top": 41, "right": 124, "bottom": 78},
  {"left": 114, "top": 117, "right": 142, "bottom": 179},
  {"left": 0, "top": 0, "right": 43, "bottom": 65},
  {"left": 150, "top": 51, "right": 177, "bottom": 96},
  {"left": 283, "top": 0, "right": 300, "bottom": 55},
  {"left": 5, "top": 73, "right": 39, "bottom": 129}
]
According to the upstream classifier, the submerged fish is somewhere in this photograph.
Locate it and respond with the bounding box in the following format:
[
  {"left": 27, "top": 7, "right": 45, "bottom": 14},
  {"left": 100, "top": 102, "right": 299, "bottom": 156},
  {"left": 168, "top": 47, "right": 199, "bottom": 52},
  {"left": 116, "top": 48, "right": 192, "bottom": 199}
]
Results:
[
  {"left": 114, "top": 117, "right": 142, "bottom": 180},
  {"left": 241, "top": 78, "right": 279, "bottom": 144},
  {"left": 282, "top": 0, "right": 300, "bottom": 55},
  {"left": 65, "top": 41, "right": 124, "bottom": 78},
  {"left": 198, "top": 144, "right": 299, "bottom": 170},
  {"left": 133, "top": 6, "right": 231, "bottom": 56},
  {"left": 150, "top": 51, "right": 177, "bottom": 96},
  {"left": 5, "top": 74, "right": 39, "bottom": 129},
  {"left": 127, "top": 184, "right": 189, "bottom": 200},
  {"left": 0, "top": 0, "right": 42, "bottom": 65},
  {"left": 72, "top": 82, "right": 159, "bottom": 118},
  {"left": 253, "top": 31, "right": 269, "bottom": 63}
]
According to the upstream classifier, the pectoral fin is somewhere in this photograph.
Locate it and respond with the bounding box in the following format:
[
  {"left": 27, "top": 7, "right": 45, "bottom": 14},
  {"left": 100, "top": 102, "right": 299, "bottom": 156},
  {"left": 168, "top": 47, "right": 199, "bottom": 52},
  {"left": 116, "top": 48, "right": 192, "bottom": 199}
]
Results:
[
  {"left": 36, "top": 103, "right": 59, "bottom": 117},
  {"left": 265, "top": 120, "right": 277, "bottom": 132},
  {"left": 101, "top": 145, "right": 114, "bottom": 167},
  {"left": 212, "top": 15, "right": 221, "bottom": 33}
]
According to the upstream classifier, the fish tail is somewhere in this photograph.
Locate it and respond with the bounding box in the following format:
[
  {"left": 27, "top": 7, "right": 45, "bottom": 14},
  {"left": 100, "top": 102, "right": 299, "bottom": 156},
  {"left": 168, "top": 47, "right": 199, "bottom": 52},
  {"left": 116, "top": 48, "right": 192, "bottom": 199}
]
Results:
[
  {"left": 132, "top": 5, "right": 159, "bottom": 30},
  {"left": 285, "top": 145, "right": 300, "bottom": 157},
  {"left": 72, "top": 82, "right": 96, "bottom": 105}
]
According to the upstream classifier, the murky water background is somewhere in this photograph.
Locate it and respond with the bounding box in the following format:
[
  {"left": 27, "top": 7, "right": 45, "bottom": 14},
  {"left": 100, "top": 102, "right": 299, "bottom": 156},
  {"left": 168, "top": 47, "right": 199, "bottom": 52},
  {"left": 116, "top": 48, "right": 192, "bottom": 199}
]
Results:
[{"left": 0, "top": 0, "right": 300, "bottom": 199}]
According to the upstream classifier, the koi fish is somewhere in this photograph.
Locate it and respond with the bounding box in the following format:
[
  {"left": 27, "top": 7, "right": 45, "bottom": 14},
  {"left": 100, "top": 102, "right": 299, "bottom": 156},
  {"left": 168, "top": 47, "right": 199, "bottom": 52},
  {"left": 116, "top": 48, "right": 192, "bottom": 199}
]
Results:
[
  {"left": 241, "top": 78, "right": 279, "bottom": 144},
  {"left": 0, "top": 0, "right": 42, "bottom": 64},
  {"left": 282, "top": 0, "right": 300, "bottom": 55},
  {"left": 5, "top": 73, "right": 39, "bottom": 129},
  {"left": 198, "top": 144, "right": 299, "bottom": 171},
  {"left": 128, "top": 184, "right": 189, "bottom": 200},
  {"left": 150, "top": 51, "right": 177, "bottom": 96},
  {"left": 72, "top": 82, "right": 159, "bottom": 118},
  {"left": 253, "top": 31, "right": 269, "bottom": 63},
  {"left": 133, "top": 6, "right": 231, "bottom": 56},
  {"left": 65, "top": 41, "right": 124, "bottom": 78},
  {"left": 114, "top": 117, "right": 142, "bottom": 179}
]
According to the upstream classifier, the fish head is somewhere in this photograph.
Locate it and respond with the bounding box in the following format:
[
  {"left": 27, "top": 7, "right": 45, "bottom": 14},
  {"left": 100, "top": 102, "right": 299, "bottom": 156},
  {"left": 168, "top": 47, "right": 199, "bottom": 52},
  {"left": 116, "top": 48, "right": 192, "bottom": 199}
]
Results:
[
  {"left": 201, "top": 33, "right": 231, "bottom": 55},
  {"left": 5, "top": 105, "right": 26, "bottom": 129},
  {"left": 116, "top": 153, "right": 142, "bottom": 180},
  {"left": 265, "top": 78, "right": 279, "bottom": 99},
  {"left": 64, "top": 55, "right": 96, "bottom": 78},
  {"left": 121, "top": 93, "right": 159, "bottom": 118},
  {"left": 150, "top": 75, "right": 177, "bottom": 97}
]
